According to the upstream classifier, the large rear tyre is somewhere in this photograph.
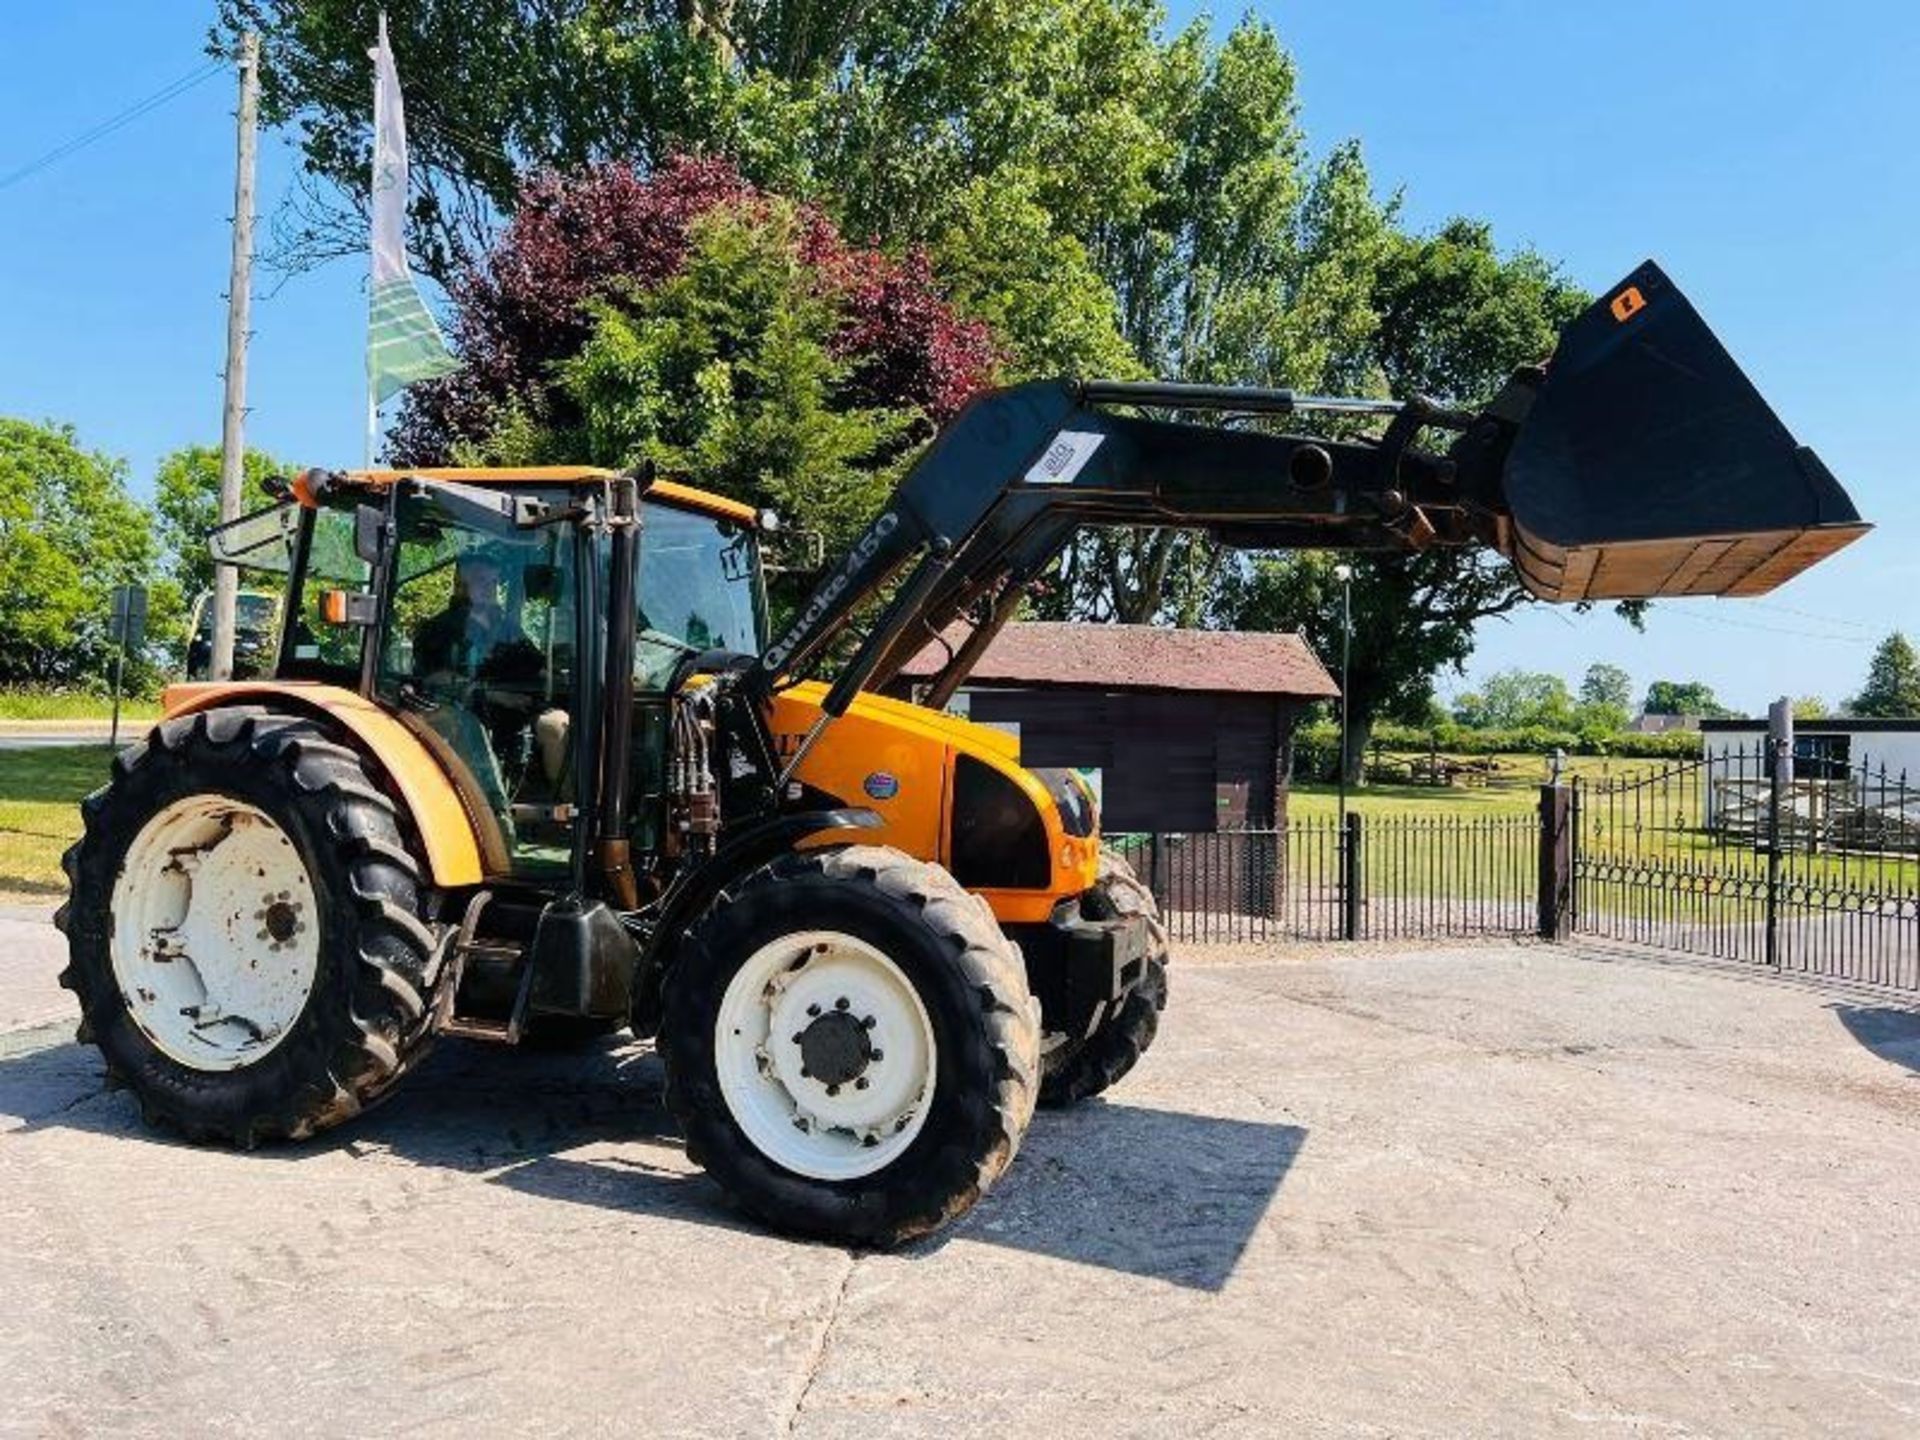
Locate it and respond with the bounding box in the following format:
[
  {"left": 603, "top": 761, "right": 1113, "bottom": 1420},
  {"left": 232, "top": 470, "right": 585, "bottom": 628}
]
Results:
[
  {"left": 1039, "top": 849, "right": 1170, "bottom": 1108},
  {"left": 661, "top": 845, "right": 1040, "bottom": 1247},
  {"left": 55, "top": 707, "right": 447, "bottom": 1145}
]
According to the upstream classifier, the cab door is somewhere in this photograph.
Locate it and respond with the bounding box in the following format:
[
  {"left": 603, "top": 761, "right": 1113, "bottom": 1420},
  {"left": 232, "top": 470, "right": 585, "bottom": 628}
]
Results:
[{"left": 372, "top": 481, "right": 586, "bottom": 880}]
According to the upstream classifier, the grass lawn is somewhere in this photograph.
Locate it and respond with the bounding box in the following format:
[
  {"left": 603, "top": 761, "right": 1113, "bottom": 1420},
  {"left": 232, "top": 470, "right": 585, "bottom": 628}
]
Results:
[
  {"left": 0, "top": 689, "right": 161, "bottom": 723},
  {"left": 1291, "top": 780, "right": 1539, "bottom": 819},
  {"left": 1288, "top": 756, "right": 1918, "bottom": 907},
  {"left": 1289, "top": 753, "right": 1676, "bottom": 821},
  {"left": 0, "top": 745, "right": 111, "bottom": 903}
]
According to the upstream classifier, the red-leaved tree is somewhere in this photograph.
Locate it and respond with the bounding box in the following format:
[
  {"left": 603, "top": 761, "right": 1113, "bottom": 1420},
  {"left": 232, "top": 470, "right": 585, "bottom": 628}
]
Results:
[{"left": 390, "top": 155, "right": 996, "bottom": 465}]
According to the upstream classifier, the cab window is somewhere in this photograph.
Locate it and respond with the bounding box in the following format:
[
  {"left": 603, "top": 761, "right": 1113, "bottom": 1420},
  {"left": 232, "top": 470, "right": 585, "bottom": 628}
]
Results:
[{"left": 634, "top": 504, "right": 766, "bottom": 690}]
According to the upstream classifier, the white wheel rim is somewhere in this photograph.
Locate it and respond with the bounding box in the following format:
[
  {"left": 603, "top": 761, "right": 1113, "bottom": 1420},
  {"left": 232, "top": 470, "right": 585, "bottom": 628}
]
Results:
[
  {"left": 715, "top": 930, "right": 937, "bottom": 1181},
  {"left": 109, "top": 795, "right": 321, "bottom": 1072}
]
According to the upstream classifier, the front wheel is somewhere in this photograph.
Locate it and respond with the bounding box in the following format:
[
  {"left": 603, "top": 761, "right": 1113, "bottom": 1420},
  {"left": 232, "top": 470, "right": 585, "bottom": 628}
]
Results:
[
  {"left": 660, "top": 845, "right": 1039, "bottom": 1247},
  {"left": 1039, "top": 849, "right": 1171, "bottom": 1107}
]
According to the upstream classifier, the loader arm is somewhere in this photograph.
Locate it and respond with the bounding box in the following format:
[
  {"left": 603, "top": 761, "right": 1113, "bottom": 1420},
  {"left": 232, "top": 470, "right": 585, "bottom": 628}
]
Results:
[{"left": 744, "top": 261, "right": 1867, "bottom": 717}]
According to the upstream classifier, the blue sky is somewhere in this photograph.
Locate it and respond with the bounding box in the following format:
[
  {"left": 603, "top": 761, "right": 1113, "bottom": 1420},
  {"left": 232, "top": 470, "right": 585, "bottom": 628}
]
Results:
[{"left": 1, "top": 2, "right": 1914, "bottom": 714}]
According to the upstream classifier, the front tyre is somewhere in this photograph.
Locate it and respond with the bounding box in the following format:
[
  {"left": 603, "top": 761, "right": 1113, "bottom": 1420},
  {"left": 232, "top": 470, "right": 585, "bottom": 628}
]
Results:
[
  {"left": 661, "top": 845, "right": 1039, "bottom": 1247},
  {"left": 1039, "top": 848, "right": 1171, "bottom": 1107},
  {"left": 56, "top": 707, "right": 446, "bottom": 1146}
]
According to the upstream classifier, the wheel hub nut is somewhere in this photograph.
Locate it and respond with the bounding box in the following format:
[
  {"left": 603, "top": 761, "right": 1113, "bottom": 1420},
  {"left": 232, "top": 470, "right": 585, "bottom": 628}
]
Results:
[
  {"left": 261, "top": 899, "right": 300, "bottom": 945},
  {"left": 795, "top": 1010, "right": 873, "bottom": 1089}
]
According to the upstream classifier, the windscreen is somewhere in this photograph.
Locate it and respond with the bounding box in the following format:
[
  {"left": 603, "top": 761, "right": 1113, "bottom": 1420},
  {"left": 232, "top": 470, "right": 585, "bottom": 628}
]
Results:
[{"left": 635, "top": 503, "right": 766, "bottom": 688}]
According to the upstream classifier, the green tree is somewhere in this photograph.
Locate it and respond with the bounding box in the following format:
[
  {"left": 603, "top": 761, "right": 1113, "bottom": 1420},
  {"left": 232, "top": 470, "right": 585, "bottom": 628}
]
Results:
[
  {"left": 1214, "top": 550, "right": 1523, "bottom": 782},
  {"left": 561, "top": 206, "right": 916, "bottom": 554},
  {"left": 1580, "top": 662, "right": 1633, "bottom": 713},
  {"left": 218, "top": 1, "right": 1216, "bottom": 285},
  {"left": 234, "top": 1, "right": 1615, "bottom": 736},
  {"left": 1209, "top": 222, "right": 1598, "bottom": 781},
  {"left": 1570, "top": 662, "right": 1634, "bottom": 733},
  {"left": 930, "top": 173, "right": 1139, "bottom": 382},
  {"left": 1849, "top": 632, "right": 1920, "bottom": 717},
  {"left": 1644, "top": 679, "right": 1733, "bottom": 719},
  {"left": 1454, "top": 670, "right": 1576, "bottom": 730},
  {"left": 218, "top": 0, "right": 820, "bottom": 278},
  {"left": 153, "top": 444, "right": 287, "bottom": 601},
  {"left": 1372, "top": 219, "right": 1584, "bottom": 401},
  {"left": 0, "top": 419, "right": 165, "bottom": 687},
  {"left": 1041, "top": 137, "right": 1394, "bottom": 625}
]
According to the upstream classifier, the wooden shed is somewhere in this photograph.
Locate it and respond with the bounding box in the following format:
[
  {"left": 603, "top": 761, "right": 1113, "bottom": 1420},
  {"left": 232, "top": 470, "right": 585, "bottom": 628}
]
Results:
[{"left": 897, "top": 622, "right": 1339, "bottom": 834}]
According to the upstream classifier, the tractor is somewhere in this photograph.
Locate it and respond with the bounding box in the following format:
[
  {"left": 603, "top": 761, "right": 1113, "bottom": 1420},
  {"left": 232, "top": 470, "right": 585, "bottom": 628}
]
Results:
[{"left": 59, "top": 263, "right": 1865, "bottom": 1245}]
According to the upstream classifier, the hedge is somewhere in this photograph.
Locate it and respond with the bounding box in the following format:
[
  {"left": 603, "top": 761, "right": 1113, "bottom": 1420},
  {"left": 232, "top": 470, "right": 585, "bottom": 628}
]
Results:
[{"left": 1291, "top": 720, "right": 1703, "bottom": 781}]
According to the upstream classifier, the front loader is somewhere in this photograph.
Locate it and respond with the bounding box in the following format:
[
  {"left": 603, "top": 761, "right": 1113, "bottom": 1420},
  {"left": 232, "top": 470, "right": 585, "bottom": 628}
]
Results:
[{"left": 59, "top": 262, "right": 1866, "bottom": 1245}]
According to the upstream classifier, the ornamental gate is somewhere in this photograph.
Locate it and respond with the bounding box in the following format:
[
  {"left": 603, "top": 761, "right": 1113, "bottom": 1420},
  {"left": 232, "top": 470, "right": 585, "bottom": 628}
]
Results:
[{"left": 1572, "top": 743, "right": 1920, "bottom": 987}]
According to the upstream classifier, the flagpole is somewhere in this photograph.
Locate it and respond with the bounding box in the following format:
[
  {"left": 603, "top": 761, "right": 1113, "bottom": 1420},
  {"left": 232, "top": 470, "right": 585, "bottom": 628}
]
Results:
[{"left": 365, "top": 387, "right": 377, "bottom": 468}]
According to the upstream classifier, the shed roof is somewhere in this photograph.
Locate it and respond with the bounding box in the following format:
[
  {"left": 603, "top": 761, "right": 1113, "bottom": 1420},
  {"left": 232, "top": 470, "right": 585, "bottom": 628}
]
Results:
[{"left": 900, "top": 621, "right": 1339, "bottom": 699}]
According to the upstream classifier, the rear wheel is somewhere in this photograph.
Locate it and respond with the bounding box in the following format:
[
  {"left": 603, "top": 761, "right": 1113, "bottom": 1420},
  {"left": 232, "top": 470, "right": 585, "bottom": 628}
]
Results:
[
  {"left": 56, "top": 707, "right": 448, "bottom": 1145},
  {"left": 1039, "top": 849, "right": 1170, "bottom": 1107},
  {"left": 661, "top": 845, "right": 1039, "bottom": 1247}
]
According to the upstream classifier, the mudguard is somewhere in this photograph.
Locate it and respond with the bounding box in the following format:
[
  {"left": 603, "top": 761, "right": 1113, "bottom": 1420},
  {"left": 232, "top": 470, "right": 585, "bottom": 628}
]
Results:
[
  {"left": 627, "top": 807, "right": 881, "bottom": 1037},
  {"left": 158, "top": 681, "right": 486, "bottom": 886}
]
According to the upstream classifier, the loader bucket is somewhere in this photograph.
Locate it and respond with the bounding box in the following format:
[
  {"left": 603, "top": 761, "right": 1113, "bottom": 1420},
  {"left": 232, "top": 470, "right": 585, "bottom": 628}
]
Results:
[{"left": 1501, "top": 260, "right": 1867, "bottom": 601}]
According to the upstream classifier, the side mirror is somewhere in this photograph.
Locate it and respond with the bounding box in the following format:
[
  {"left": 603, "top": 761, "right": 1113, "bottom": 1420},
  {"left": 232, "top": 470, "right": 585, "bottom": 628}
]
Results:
[
  {"left": 320, "top": 588, "right": 378, "bottom": 627},
  {"left": 353, "top": 503, "right": 386, "bottom": 567}
]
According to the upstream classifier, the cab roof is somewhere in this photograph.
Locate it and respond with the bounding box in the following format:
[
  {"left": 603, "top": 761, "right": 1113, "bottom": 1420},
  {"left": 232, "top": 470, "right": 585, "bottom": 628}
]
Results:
[{"left": 340, "top": 466, "right": 759, "bottom": 528}]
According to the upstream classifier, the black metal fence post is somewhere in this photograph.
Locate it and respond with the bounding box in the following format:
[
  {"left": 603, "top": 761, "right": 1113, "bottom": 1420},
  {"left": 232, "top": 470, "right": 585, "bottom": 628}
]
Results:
[
  {"left": 1341, "top": 811, "right": 1364, "bottom": 940},
  {"left": 1537, "top": 784, "right": 1573, "bottom": 939},
  {"left": 1765, "top": 698, "right": 1792, "bottom": 969},
  {"left": 1148, "top": 830, "right": 1167, "bottom": 913}
]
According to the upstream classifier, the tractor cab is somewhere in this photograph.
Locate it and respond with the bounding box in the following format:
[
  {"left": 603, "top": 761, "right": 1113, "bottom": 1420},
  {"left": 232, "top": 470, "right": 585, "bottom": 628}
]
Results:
[{"left": 199, "top": 467, "right": 770, "bottom": 884}]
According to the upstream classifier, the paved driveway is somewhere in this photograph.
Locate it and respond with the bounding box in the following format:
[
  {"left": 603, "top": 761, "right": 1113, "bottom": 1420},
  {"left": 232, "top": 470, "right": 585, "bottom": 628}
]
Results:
[{"left": 3, "top": 934, "right": 1918, "bottom": 1436}]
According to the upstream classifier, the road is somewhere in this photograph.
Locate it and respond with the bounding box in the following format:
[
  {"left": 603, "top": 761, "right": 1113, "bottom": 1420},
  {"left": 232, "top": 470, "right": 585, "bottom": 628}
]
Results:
[
  {"left": 0, "top": 724, "right": 115, "bottom": 751},
  {"left": 3, "top": 931, "right": 1919, "bottom": 1436}
]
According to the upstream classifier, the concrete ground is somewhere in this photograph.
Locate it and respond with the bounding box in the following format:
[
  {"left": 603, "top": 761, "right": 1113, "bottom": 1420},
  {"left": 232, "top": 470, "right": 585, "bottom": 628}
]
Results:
[{"left": 3, "top": 918, "right": 1919, "bottom": 1437}]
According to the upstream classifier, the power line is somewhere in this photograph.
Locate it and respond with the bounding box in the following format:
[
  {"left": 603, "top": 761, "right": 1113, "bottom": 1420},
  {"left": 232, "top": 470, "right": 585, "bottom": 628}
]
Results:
[
  {"left": 1730, "top": 596, "right": 1876, "bottom": 632},
  {"left": 1657, "top": 603, "right": 1872, "bottom": 646},
  {"left": 300, "top": 71, "right": 518, "bottom": 170},
  {"left": 0, "top": 58, "right": 227, "bottom": 193}
]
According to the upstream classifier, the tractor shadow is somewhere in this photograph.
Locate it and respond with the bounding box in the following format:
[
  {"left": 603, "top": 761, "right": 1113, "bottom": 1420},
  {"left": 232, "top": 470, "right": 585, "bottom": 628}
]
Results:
[
  {"left": 1831, "top": 1003, "right": 1920, "bottom": 1076},
  {"left": 947, "top": 1102, "right": 1306, "bottom": 1292},
  {"left": 3, "top": 1036, "right": 1302, "bottom": 1289}
]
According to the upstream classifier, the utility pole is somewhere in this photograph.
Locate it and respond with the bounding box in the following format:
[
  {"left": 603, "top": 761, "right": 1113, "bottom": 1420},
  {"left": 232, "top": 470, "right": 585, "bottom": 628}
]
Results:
[{"left": 210, "top": 31, "right": 259, "bottom": 681}]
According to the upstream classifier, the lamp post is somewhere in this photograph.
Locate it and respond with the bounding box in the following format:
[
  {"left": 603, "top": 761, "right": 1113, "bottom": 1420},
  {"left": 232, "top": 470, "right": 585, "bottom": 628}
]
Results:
[{"left": 1333, "top": 563, "right": 1353, "bottom": 829}]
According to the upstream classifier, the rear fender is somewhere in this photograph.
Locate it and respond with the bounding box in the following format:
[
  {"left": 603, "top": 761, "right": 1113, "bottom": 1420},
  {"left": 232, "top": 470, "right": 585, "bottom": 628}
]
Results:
[{"left": 159, "top": 681, "right": 485, "bottom": 887}]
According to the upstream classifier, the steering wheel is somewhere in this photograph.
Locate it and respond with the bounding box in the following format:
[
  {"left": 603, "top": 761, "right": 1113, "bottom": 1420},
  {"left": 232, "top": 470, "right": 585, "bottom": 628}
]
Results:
[{"left": 636, "top": 627, "right": 699, "bottom": 690}]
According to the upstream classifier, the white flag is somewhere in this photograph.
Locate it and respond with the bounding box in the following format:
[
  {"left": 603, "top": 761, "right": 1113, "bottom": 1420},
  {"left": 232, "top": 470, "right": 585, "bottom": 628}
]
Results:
[{"left": 367, "top": 12, "right": 456, "bottom": 407}]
